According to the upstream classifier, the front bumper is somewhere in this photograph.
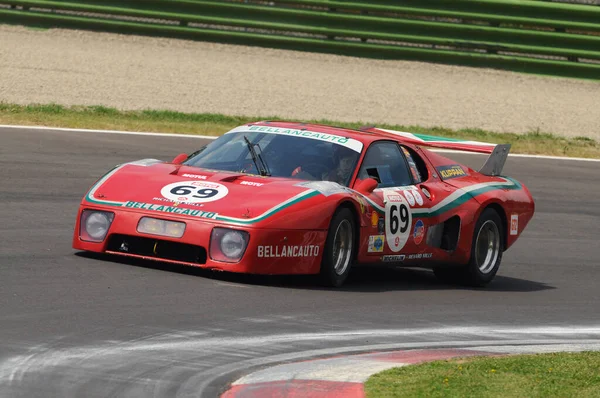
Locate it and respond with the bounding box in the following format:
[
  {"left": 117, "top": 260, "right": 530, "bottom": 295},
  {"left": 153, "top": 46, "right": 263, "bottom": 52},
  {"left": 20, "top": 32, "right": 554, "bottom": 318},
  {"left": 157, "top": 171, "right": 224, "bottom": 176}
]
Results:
[{"left": 72, "top": 205, "right": 326, "bottom": 275}]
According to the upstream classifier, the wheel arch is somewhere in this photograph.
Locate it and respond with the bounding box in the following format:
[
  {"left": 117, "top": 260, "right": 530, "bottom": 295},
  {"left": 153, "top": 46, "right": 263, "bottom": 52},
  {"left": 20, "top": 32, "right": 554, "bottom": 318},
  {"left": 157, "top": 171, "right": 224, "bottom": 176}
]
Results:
[
  {"left": 336, "top": 200, "right": 361, "bottom": 261},
  {"left": 482, "top": 202, "right": 508, "bottom": 251}
]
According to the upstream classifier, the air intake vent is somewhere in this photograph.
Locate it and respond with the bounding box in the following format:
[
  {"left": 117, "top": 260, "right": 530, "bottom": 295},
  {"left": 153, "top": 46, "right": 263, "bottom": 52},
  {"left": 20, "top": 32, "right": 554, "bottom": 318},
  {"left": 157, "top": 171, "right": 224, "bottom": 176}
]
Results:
[{"left": 106, "top": 234, "right": 207, "bottom": 264}]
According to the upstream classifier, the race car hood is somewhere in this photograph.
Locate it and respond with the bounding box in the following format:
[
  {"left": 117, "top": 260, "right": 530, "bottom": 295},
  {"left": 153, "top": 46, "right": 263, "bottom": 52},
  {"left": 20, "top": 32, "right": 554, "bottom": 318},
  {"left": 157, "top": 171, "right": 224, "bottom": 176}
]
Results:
[{"left": 83, "top": 159, "right": 322, "bottom": 225}]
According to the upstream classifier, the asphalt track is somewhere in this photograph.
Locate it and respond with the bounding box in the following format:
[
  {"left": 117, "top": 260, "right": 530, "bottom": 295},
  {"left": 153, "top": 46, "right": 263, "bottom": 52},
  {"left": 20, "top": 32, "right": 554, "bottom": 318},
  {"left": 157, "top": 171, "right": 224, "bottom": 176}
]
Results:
[{"left": 0, "top": 127, "right": 599, "bottom": 397}]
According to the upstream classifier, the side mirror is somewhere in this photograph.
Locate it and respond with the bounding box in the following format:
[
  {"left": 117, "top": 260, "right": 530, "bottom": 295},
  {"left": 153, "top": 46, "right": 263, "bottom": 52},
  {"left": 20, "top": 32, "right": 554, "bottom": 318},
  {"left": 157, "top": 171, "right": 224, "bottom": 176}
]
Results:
[
  {"left": 171, "top": 153, "right": 188, "bottom": 165},
  {"left": 355, "top": 178, "right": 378, "bottom": 194}
]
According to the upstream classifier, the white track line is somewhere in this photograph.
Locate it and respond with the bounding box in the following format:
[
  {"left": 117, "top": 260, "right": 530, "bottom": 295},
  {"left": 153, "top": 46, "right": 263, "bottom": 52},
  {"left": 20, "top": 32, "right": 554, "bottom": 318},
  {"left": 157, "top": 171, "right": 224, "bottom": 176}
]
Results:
[
  {"left": 2, "top": 124, "right": 598, "bottom": 162},
  {"left": 0, "top": 124, "right": 219, "bottom": 140}
]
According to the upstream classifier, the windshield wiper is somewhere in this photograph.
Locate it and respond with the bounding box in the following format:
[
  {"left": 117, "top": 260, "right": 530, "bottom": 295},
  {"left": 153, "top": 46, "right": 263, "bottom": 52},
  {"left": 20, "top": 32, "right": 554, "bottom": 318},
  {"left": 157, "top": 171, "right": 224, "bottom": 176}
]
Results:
[{"left": 243, "top": 136, "right": 271, "bottom": 176}]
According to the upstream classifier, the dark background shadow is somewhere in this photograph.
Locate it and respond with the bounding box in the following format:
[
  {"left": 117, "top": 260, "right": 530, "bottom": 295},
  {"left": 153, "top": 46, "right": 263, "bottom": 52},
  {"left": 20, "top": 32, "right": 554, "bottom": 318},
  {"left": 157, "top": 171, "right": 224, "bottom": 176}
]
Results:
[{"left": 76, "top": 252, "right": 554, "bottom": 293}]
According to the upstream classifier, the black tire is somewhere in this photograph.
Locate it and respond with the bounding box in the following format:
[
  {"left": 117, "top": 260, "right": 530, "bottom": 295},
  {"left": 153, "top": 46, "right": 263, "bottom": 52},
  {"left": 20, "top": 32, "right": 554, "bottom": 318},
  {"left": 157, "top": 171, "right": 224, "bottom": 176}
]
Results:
[
  {"left": 434, "top": 208, "right": 504, "bottom": 287},
  {"left": 320, "top": 207, "right": 356, "bottom": 287}
]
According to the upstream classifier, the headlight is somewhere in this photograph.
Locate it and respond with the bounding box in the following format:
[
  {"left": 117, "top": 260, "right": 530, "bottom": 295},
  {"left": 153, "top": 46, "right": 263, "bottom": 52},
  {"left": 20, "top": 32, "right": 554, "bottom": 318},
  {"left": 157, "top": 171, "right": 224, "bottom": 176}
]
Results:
[
  {"left": 210, "top": 228, "right": 249, "bottom": 263},
  {"left": 80, "top": 210, "right": 114, "bottom": 242}
]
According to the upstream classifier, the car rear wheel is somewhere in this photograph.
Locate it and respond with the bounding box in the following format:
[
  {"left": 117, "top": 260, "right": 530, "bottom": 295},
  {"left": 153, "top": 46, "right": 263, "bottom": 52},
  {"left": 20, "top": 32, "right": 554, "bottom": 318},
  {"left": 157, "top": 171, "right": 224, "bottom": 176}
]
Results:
[
  {"left": 320, "top": 207, "right": 355, "bottom": 287},
  {"left": 434, "top": 208, "right": 504, "bottom": 287}
]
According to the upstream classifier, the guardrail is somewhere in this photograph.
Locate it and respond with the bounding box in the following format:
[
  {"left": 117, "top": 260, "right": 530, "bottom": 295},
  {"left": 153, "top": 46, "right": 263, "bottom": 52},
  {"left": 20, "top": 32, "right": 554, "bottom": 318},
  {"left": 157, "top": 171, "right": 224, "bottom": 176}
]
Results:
[{"left": 1, "top": 0, "right": 600, "bottom": 79}]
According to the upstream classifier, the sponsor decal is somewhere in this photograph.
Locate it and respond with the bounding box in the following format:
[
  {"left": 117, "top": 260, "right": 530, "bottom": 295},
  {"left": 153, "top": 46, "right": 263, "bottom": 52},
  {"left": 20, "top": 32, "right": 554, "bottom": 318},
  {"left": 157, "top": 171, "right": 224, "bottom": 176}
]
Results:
[
  {"left": 386, "top": 194, "right": 403, "bottom": 203},
  {"left": 510, "top": 214, "right": 519, "bottom": 235},
  {"left": 382, "top": 254, "right": 405, "bottom": 262},
  {"left": 152, "top": 197, "right": 204, "bottom": 207},
  {"left": 413, "top": 219, "right": 425, "bottom": 245},
  {"left": 355, "top": 195, "right": 367, "bottom": 214},
  {"left": 407, "top": 253, "right": 433, "bottom": 260},
  {"left": 161, "top": 181, "right": 228, "bottom": 204},
  {"left": 404, "top": 190, "right": 415, "bottom": 206},
  {"left": 421, "top": 187, "right": 431, "bottom": 200},
  {"left": 377, "top": 219, "right": 385, "bottom": 234},
  {"left": 371, "top": 212, "right": 379, "bottom": 227},
  {"left": 412, "top": 189, "right": 424, "bottom": 206},
  {"left": 247, "top": 125, "right": 351, "bottom": 145},
  {"left": 123, "top": 201, "right": 217, "bottom": 219},
  {"left": 181, "top": 173, "right": 207, "bottom": 180},
  {"left": 240, "top": 181, "right": 264, "bottom": 187},
  {"left": 384, "top": 191, "right": 412, "bottom": 253},
  {"left": 227, "top": 125, "right": 364, "bottom": 153},
  {"left": 257, "top": 245, "right": 320, "bottom": 258},
  {"left": 368, "top": 235, "right": 384, "bottom": 253},
  {"left": 436, "top": 164, "right": 467, "bottom": 180},
  {"left": 392, "top": 186, "right": 423, "bottom": 206}
]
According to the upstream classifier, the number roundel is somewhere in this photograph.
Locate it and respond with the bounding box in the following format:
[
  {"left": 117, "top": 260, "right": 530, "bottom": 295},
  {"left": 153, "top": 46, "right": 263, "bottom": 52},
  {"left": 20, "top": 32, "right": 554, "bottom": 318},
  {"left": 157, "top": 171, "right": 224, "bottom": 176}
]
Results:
[
  {"left": 384, "top": 191, "right": 412, "bottom": 253},
  {"left": 160, "top": 181, "right": 229, "bottom": 203}
]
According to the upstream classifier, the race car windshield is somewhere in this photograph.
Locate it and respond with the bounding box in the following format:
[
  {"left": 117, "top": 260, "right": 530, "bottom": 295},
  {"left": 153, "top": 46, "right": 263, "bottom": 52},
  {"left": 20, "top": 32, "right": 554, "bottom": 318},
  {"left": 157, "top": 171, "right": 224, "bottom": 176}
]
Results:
[{"left": 184, "top": 131, "right": 361, "bottom": 186}]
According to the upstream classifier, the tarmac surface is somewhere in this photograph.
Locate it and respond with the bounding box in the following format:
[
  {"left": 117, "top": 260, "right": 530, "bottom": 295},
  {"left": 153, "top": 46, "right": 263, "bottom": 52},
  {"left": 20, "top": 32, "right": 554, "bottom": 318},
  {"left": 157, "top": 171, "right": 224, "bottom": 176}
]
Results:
[{"left": 0, "top": 127, "right": 599, "bottom": 397}]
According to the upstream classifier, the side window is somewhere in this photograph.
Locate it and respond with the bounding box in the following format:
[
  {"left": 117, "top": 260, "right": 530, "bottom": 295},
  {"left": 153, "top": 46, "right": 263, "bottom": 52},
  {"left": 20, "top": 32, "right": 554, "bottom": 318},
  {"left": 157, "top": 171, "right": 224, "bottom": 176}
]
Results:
[
  {"left": 400, "top": 146, "right": 429, "bottom": 183},
  {"left": 358, "top": 141, "right": 413, "bottom": 188}
]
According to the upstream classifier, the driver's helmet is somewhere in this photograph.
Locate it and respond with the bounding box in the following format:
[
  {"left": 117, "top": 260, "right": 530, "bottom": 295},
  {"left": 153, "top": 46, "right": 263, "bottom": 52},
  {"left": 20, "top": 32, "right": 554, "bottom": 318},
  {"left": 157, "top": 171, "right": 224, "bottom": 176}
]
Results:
[{"left": 338, "top": 152, "right": 354, "bottom": 175}]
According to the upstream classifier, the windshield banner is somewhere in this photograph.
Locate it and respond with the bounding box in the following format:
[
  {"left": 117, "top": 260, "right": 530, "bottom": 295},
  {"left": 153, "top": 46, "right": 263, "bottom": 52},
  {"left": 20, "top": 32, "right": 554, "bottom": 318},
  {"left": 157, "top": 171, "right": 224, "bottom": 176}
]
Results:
[{"left": 226, "top": 125, "right": 363, "bottom": 153}]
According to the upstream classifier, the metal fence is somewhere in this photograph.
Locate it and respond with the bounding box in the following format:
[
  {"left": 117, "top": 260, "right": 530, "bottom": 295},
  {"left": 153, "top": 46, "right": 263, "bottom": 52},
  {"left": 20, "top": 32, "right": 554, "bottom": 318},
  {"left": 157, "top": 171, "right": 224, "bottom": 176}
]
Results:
[{"left": 1, "top": 0, "right": 600, "bottom": 79}]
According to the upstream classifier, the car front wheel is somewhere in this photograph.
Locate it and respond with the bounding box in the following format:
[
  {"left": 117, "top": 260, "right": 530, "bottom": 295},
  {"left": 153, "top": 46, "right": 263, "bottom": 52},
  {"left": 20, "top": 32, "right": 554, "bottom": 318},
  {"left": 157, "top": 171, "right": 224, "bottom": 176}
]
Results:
[{"left": 320, "top": 207, "right": 355, "bottom": 287}]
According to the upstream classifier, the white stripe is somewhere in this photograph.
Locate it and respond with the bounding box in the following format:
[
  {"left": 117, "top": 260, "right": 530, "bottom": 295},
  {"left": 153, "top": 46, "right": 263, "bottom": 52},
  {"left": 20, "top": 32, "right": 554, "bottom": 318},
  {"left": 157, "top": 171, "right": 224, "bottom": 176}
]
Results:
[
  {"left": 0, "top": 124, "right": 219, "bottom": 140},
  {"left": 86, "top": 159, "right": 163, "bottom": 204},
  {"left": 225, "top": 125, "right": 364, "bottom": 153},
  {"left": 217, "top": 189, "right": 316, "bottom": 223},
  {"left": 234, "top": 357, "right": 403, "bottom": 384},
  {"left": 233, "top": 341, "right": 600, "bottom": 385},
  {"left": 85, "top": 161, "right": 318, "bottom": 223},
  {"left": 369, "top": 179, "right": 515, "bottom": 216},
  {"left": 0, "top": 124, "right": 597, "bottom": 162},
  {"left": 421, "top": 178, "right": 515, "bottom": 214}
]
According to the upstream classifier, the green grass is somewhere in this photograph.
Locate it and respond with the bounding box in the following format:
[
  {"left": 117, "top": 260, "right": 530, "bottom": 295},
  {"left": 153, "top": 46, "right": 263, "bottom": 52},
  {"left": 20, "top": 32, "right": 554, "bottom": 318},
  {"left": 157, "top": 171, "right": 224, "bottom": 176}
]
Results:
[
  {"left": 1, "top": 103, "right": 598, "bottom": 158},
  {"left": 365, "top": 351, "right": 600, "bottom": 398}
]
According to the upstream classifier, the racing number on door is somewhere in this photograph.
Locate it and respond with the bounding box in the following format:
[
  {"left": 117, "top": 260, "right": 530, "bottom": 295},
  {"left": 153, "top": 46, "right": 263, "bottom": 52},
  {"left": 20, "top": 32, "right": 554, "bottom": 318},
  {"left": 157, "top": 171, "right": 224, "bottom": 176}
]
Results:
[
  {"left": 384, "top": 192, "right": 412, "bottom": 252},
  {"left": 389, "top": 203, "right": 409, "bottom": 235}
]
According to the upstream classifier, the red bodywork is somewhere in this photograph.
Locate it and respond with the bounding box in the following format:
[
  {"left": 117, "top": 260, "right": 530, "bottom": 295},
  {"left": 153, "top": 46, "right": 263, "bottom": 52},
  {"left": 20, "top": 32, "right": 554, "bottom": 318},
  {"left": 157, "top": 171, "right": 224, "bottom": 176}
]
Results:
[{"left": 73, "top": 122, "right": 535, "bottom": 275}]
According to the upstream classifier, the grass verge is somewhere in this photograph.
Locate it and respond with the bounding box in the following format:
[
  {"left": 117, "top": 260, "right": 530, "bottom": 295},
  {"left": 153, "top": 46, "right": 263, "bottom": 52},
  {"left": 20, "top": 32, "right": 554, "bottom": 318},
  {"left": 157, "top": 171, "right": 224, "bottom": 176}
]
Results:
[
  {"left": 1, "top": 103, "right": 598, "bottom": 158},
  {"left": 365, "top": 352, "right": 600, "bottom": 398}
]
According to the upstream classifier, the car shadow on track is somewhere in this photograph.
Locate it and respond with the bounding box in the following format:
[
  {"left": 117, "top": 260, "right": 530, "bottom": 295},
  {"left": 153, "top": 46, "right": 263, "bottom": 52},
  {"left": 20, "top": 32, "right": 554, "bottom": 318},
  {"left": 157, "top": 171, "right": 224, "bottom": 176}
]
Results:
[{"left": 75, "top": 252, "right": 554, "bottom": 293}]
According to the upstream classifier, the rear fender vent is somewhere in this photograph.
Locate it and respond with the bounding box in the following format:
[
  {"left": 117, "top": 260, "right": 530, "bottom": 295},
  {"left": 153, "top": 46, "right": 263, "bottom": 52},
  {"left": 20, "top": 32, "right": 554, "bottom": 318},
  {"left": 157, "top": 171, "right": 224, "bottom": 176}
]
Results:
[{"left": 426, "top": 216, "right": 461, "bottom": 252}]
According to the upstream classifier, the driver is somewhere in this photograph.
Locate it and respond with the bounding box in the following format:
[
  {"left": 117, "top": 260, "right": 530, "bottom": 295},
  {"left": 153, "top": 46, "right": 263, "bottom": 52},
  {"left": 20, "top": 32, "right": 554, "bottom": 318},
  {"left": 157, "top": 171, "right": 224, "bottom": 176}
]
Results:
[{"left": 321, "top": 148, "right": 356, "bottom": 185}]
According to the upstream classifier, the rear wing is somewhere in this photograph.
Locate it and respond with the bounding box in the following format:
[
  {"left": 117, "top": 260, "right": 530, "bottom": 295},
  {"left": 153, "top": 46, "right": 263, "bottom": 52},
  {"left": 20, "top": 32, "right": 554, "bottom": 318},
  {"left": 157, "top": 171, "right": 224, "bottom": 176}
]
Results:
[{"left": 367, "top": 128, "right": 511, "bottom": 177}]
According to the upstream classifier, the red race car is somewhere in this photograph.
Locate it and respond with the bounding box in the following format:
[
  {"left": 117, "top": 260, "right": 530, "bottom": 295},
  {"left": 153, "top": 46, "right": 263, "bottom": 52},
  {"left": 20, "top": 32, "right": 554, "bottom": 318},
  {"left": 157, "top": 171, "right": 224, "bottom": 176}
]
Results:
[{"left": 73, "top": 121, "right": 535, "bottom": 287}]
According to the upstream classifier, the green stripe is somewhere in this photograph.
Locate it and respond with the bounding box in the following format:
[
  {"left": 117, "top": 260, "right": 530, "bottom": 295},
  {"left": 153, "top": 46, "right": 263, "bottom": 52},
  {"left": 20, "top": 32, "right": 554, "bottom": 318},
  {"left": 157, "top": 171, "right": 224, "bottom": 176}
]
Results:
[
  {"left": 84, "top": 167, "right": 321, "bottom": 224},
  {"left": 85, "top": 166, "right": 522, "bottom": 225},
  {"left": 413, "top": 179, "right": 521, "bottom": 218},
  {"left": 361, "top": 178, "right": 522, "bottom": 218},
  {"left": 412, "top": 133, "right": 467, "bottom": 143},
  {"left": 215, "top": 190, "right": 321, "bottom": 224},
  {"left": 85, "top": 166, "right": 124, "bottom": 207}
]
